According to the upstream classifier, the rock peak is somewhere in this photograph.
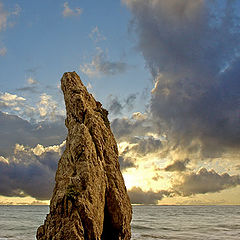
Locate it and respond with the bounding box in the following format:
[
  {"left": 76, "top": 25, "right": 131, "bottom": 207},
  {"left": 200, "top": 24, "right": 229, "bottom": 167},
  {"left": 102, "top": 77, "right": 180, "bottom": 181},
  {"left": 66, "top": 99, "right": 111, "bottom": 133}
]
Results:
[{"left": 37, "top": 72, "right": 132, "bottom": 240}]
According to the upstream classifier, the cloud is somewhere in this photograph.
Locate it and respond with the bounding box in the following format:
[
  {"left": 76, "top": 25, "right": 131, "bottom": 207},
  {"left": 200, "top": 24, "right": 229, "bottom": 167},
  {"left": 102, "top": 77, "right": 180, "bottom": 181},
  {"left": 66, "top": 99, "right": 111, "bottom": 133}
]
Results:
[
  {"left": 62, "top": 2, "right": 82, "bottom": 17},
  {"left": 0, "top": 47, "right": 6, "bottom": 56},
  {"left": 111, "top": 115, "right": 152, "bottom": 141},
  {"left": 128, "top": 187, "right": 171, "bottom": 204},
  {"left": 89, "top": 26, "right": 106, "bottom": 43},
  {"left": 80, "top": 47, "right": 129, "bottom": 77},
  {"left": 0, "top": 141, "right": 65, "bottom": 200},
  {"left": 0, "top": 111, "right": 66, "bottom": 157},
  {"left": 152, "top": 173, "right": 163, "bottom": 181},
  {"left": 117, "top": 135, "right": 162, "bottom": 171},
  {"left": 25, "top": 67, "right": 39, "bottom": 74},
  {"left": 164, "top": 159, "right": 190, "bottom": 172},
  {"left": 107, "top": 94, "right": 138, "bottom": 116},
  {"left": 125, "top": 94, "right": 137, "bottom": 111},
  {"left": 0, "top": 91, "right": 65, "bottom": 122},
  {"left": 107, "top": 96, "right": 123, "bottom": 115},
  {"left": 124, "top": 0, "right": 240, "bottom": 159},
  {"left": 132, "top": 112, "right": 147, "bottom": 121},
  {"left": 37, "top": 93, "right": 58, "bottom": 120},
  {"left": 16, "top": 76, "right": 38, "bottom": 93},
  {"left": 0, "top": 2, "right": 7, "bottom": 31},
  {"left": 12, "top": 4, "right": 21, "bottom": 16},
  {"left": 0, "top": 92, "right": 25, "bottom": 102},
  {"left": 118, "top": 156, "right": 135, "bottom": 171},
  {"left": 172, "top": 168, "right": 240, "bottom": 196},
  {"left": 0, "top": 3, "right": 21, "bottom": 55},
  {"left": 235, "top": 165, "right": 240, "bottom": 171},
  {"left": 16, "top": 86, "right": 38, "bottom": 93},
  {"left": 130, "top": 136, "right": 162, "bottom": 156},
  {"left": 27, "top": 77, "right": 37, "bottom": 85},
  {"left": 0, "top": 92, "right": 26, "bottom": 109}
]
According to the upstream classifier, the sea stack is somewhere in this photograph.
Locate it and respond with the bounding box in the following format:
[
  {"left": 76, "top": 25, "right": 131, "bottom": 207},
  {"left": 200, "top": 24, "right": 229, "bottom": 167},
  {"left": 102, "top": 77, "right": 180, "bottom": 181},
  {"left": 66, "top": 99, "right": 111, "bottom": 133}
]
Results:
[{"left": 37, "top": 72, "right": 132, "bottom": 240}]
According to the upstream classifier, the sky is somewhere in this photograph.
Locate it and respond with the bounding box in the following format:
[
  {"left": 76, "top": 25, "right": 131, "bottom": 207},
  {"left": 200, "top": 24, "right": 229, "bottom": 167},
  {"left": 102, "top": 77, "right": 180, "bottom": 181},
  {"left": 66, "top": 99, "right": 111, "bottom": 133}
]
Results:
[{"left": 0, "top": 0, "right": 239, "bottom": 205}]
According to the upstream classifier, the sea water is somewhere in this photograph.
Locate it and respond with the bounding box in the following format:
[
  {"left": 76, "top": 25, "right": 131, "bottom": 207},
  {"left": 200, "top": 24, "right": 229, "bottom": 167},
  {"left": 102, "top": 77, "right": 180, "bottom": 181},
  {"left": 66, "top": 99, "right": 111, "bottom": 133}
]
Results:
[{"left": 0, "top": 205, "right": 240, "bottom": 239}]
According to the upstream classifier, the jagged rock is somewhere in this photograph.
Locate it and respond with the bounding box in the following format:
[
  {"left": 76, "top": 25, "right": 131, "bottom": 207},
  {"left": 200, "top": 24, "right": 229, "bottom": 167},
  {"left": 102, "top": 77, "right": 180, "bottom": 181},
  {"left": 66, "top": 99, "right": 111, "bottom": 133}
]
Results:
[{"left": 36, "top": 72, "right": 132, "bottom": 240}]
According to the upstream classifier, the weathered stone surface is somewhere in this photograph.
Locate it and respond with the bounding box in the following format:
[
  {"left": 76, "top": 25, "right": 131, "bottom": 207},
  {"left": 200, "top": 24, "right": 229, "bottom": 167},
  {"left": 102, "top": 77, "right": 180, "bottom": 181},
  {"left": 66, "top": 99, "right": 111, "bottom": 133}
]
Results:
[{"left": 37, "top": 72, "right": 132, "bottom": 240}]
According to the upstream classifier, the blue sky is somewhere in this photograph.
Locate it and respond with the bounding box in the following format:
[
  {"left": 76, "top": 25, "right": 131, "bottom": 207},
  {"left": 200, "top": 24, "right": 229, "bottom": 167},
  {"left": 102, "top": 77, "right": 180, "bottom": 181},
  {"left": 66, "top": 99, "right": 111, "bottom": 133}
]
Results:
[
  {"left": 0, "top": 0, "right": 150, "bottom": 119},
  {"left": 0, "top": 0, "right": 240, "bottom": 205}
]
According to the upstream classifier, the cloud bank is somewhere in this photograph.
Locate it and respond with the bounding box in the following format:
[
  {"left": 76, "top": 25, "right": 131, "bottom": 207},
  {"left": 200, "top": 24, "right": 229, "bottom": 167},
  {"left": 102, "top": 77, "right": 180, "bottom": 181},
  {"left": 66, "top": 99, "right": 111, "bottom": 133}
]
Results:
[
  {"left": 124, "top": 0, "right": 240, "bottom": 159},
  {"left": 0, "top": 141, "right": 65, "bottom": 200},
  {"left": 128, "top": 187, "right": 171, "bottom": 204},
  {"left": 0, "top": 111, "right": 66, "bottom": 157},
  {"left": 172, "top": 168, "right": 240, "bottom": 196}
]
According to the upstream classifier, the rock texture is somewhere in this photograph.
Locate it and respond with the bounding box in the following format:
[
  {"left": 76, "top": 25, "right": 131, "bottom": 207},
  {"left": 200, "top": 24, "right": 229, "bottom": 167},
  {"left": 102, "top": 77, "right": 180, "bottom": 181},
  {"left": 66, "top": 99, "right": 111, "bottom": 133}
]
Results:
[{"left": 37, "top": 72, "right": 132, "bottom": 240}]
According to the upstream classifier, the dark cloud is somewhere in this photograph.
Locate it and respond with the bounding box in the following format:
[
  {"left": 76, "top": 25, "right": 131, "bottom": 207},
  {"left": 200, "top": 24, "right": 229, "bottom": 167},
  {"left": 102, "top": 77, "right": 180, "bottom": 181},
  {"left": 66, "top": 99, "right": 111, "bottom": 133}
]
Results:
[
  {"left": 107, "top": 93, "right": 138, "bottom": 116},
  {"left": 128, "top": 186, "right": 171, "bottom": 204},
  {"left": 98, "top": 59, "right": 128, "bottom": 76},
  {"left": 0, "top": 111, "right": 66, "bottom": 157},
  {"left": 111, "top": 116, "right": 152, "bottom": 141},
  {"left": 80, "top": 47, "right": 130, "bottom": 77},
  {"left": 125, "top": 0, "right": 240, "bottom": 158},
  {"left": 118, "top": 135, "right": 162, "bottom": 160},
  {"left": 235, "top": 165, "right": 240, "bottom": 171},
  {"left": 0, "top": 142, "right": 65, "bottom": 200},
  {"left": 16, "top": 86, "right": 38, "bottom": 93},
  {"left": 124, "top": 93, "right": 137, "bottom": 111},
  {"left": 130, "top": 136, "right": 162, "bottom": 156},
  {"left": 108, "top": 97, "right": 123, "bottom": 115},
  {"left": 118, "top": 156, "right": 136, "bottom": 171},
  {"left": 164, "top": 159, "right": 190, "bottom": 172},
  {"left": 172, "top": 168, "right": 240, "bottom": 196}
]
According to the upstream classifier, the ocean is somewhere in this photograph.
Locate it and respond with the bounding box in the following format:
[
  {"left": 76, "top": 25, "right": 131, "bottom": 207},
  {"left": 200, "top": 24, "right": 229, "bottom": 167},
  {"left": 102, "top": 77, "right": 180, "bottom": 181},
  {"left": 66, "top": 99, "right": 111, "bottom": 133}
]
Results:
[{"left": 0, "top": 205, "right": 240, "bottom": 239}]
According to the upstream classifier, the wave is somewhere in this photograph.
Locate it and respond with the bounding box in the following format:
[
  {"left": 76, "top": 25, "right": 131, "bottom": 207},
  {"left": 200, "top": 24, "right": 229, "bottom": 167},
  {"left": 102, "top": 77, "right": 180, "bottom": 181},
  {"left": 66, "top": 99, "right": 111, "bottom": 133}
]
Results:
[{"left": 131, "top": 224, "right": 154, "bottom": 230}]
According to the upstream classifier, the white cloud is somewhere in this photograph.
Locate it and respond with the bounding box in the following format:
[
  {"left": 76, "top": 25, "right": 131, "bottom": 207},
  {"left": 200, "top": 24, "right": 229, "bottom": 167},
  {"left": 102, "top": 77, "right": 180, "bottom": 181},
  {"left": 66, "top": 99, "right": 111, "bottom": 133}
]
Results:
[
  {"left": 37, "top": 93, "right": 58, "bottom": 120},
  {"left": 0, "top": 91, "right": 65, "bottom": 122},
  {"left": 132, "top": 112, "right": 147, "bottom": 121},
  {"left": 80, "top": 47, "right": 129, "bottom": 78},
  {"left": 0, "top": 92, "right": 25, "bottom": 103},
  {"left": 89, "top": 26, "right": 106, "bottom": 43},
  {"left": 0, "top": 3, "right": 21, "bottom": 31},
  {"left": 0, "top": 47, "right": 6, "bottom": 56},
  {"left": 62, "top": 2, "right": 82, "bottom": 17},
  {"left": 14, "top": 141, "right": 66, "bottom": 157}
]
